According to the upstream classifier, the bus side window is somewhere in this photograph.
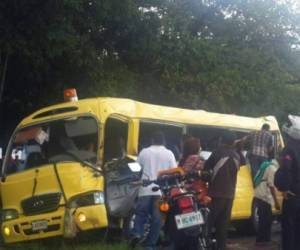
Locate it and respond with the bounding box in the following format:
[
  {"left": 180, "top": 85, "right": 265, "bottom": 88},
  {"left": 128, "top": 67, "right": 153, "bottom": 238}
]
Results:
[
  {"left": 138, "top": 121, "right": 183, "bottom": 160},
  {"left": 272, "top": 132, "right": 281, "bottom": 156},
  {"left": 104, "top": 118, "right": 128, "bottom": 162}
]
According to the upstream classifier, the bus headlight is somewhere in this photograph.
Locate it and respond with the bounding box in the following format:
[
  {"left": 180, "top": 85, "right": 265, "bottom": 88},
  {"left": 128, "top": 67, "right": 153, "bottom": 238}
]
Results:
[
  {"left": 69, "top": 191, "right": 104, "bottom": 208},
  {"left": 78, "top": 213, "right": 86, "bottom": 222},
  {"left": 3, "top": 226, "right": 10, "bottom": 236},
  {"left": 2, "top": 209, "right": 19, "bottom": 221}
]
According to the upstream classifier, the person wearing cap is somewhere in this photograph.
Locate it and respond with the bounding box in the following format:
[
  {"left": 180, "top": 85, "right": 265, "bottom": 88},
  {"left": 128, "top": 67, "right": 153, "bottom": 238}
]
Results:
[
  {"left": 274, "top": 115, "right": 300, "bottom": 250},
  {"left": 204, "top": 131, "right": 242, "bottom": 250}
]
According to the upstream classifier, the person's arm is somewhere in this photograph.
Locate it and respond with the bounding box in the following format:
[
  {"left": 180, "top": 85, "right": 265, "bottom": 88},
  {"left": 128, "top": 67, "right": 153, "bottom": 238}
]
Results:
[
  {"left": 157, "top": 151, "right": 179, "bottom": 177},
  {"left": 240, "top": 133, "right": 251, "bottom": 145},
  {"left": 237, "top": 151, "right": 246, "bottom": 166},
  {"left": 267, "top": 166, "right": 280, "bottom": 210},
  {"left": 270, "top": 186, "right": 280, "bottom": 210}
]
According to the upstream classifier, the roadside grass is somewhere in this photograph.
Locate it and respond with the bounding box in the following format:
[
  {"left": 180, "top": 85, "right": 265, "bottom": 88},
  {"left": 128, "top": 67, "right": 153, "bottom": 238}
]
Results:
[
  {"left": 0, "top": 241, "right": 132, "bottom": 250},
  {"left": 0, "top": 230, "right": 136, "bottom": 250}
]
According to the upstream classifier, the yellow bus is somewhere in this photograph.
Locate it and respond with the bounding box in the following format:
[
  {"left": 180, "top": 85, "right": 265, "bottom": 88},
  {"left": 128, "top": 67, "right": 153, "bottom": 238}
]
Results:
[{"left": 1, "top": 91, "right": 283, "bottom": 243}]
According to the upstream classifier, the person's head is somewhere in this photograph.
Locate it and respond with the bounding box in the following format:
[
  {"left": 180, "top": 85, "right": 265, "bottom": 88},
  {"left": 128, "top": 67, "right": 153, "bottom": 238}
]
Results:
[
  {"left": 151, "top": 130, "right": 165, "bottom": 145},
  {"left": 179, "top": 137, "right": 201, "bottom": 166},
  {"left": 282, "top": 114, "right": 300, "bottom": 141},
  {"left": 261, "top": 123, "right": 270, "bottom": 131},
  {"left": 182, "top": 134, "right": 192, "bottom": 143},
  {"left": 182, "top": 137, "right": 201, "bottom": 157},
  {"left": 221, "top": 131, "right": 236, "bottom": 146},
  {"left": 180, "top": 133, "right": 191, "bottom": 151}
]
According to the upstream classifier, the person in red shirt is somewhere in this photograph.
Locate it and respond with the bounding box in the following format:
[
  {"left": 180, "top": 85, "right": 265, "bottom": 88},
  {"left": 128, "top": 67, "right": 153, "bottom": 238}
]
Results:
[{"left": 179, "top": 137, "right": 211, "bottom": 205}]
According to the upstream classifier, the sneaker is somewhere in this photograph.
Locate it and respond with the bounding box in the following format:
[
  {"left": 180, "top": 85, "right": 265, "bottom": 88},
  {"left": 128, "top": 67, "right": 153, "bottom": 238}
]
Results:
[{"left": 129, "top": 235, "right": 141, "bottom": 248}]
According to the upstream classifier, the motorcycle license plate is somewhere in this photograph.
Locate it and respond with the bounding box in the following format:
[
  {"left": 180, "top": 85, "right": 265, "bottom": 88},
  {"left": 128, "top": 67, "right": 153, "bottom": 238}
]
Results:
[
  {"left": 32, "top": 220, "right": 48, "bottom": 231},
  {"left": 175, "top": 211, "right": 204, "bottom": 229}
]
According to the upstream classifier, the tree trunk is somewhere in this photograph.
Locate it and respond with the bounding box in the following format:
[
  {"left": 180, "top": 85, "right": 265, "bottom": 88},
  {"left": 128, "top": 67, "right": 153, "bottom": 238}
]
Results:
[{"left": 0, "top": 53, "right": 9, "bottom": 104}]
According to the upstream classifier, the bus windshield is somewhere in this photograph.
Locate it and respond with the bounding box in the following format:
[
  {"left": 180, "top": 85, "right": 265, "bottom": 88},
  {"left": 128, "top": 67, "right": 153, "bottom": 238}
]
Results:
[{"left": 4, "top": 116, "right": 98, "bottom": 175}]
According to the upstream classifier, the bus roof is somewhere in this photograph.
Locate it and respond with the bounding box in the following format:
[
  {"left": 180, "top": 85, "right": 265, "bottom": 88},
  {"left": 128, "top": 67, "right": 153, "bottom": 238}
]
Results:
[{"left": 19, "top": 97, "right": 280, "bottom": 131}]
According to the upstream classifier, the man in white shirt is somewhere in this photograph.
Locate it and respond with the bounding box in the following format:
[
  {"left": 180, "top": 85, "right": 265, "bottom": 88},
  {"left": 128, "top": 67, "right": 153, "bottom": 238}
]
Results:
[{"left": 131, "top": 131, "right": 176, "bottom": 250}]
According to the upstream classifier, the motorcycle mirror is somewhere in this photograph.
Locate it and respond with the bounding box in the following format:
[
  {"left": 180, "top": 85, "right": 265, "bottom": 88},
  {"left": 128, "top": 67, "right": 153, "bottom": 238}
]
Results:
[{"left": 128, "top": 162, "right": 142, "bottom": 172}]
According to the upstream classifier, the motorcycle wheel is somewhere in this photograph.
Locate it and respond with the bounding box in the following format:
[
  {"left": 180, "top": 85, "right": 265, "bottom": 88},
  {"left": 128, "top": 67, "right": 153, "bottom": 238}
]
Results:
[{"left": 198, "top": 237, "right": 217, "bottom": 250}]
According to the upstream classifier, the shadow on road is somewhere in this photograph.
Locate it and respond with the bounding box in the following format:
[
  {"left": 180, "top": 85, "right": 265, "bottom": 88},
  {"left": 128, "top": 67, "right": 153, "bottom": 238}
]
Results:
[{"left": 227, "top": 221, "right": 281, "bottom": 250}]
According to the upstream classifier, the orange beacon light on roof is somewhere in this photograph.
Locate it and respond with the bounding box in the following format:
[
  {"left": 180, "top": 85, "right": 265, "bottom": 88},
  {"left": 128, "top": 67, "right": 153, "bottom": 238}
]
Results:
[{"left": 64, "top": 88, "right": 78, "bottom": 102}]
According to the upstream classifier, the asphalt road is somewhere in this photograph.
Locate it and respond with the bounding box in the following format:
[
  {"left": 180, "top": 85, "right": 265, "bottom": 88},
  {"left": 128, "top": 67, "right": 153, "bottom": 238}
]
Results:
[{"left": 227, "top": 221, "right": 281, "bottom": 250}]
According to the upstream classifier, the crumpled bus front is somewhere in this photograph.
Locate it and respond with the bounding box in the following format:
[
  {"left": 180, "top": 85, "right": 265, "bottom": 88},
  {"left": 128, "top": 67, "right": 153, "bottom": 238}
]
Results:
[{"left": 1, "top": 116, "right": 108, "bottom": 243}]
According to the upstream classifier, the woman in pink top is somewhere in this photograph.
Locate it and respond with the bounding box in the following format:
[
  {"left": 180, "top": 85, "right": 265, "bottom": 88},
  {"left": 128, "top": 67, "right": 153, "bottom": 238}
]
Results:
[{"left": 179, "top": 137, "right": 211, "bottom": 205}]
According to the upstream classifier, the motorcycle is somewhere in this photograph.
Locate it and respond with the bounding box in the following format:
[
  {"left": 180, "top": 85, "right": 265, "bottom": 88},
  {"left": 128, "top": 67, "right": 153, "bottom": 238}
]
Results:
[{"left": 143, "top": 168, "right": 216, "bottom": 250}]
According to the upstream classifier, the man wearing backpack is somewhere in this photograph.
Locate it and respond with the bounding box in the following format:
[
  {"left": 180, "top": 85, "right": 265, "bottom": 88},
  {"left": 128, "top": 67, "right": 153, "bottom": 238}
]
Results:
[{"left": 274, "top": 115, "right": 300, "bottom": 250}]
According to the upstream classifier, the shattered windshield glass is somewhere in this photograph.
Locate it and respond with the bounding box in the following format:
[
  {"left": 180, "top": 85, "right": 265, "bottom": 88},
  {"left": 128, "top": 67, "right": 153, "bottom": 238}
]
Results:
[{"left": 4, "top": 116, "right": 98, "bottom": 175}]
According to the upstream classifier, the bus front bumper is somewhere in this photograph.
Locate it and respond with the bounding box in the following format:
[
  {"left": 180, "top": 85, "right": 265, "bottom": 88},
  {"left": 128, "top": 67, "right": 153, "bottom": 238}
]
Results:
[{"left": 2, "top": 204, "right": 108, "bottom": 243}]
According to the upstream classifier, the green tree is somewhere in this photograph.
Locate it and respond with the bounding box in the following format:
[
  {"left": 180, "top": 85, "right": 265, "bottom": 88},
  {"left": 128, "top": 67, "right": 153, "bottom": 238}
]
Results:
[{"left": 1, "top": 0, "right": 300, "bottom": 135}]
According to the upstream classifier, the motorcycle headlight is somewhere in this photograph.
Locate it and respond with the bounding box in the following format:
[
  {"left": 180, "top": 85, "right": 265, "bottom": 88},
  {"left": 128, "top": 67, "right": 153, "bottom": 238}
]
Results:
[
  {"left": 69, "top": 191, "right": 104, "bottom": 208},
  {"left": 2, "top": 209, "right": 19, "bottom": 221}
]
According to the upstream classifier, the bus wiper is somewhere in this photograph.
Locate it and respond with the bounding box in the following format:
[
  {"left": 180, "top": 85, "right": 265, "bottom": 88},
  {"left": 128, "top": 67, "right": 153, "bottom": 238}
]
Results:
[
  {"left": 63, "top": 151, "right": 102, "bottom": 174},
  {"left": 31, "top": 169, "right": 39, "bottom": 196}
]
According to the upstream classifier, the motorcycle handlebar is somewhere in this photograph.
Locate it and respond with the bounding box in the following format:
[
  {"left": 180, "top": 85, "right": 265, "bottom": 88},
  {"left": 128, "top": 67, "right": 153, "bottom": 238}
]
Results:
[{"left": 142, "top": 169, "right": 211, "bottom": 187}]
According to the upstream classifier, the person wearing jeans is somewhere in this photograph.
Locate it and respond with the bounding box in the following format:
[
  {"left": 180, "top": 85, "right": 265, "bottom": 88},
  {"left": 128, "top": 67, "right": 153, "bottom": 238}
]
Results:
[
  {"left": 132, "top": 196, "right": 161, "bottom": 249},
  {"left": 131, "top": 131, "right": 176, "bottom": 250}
]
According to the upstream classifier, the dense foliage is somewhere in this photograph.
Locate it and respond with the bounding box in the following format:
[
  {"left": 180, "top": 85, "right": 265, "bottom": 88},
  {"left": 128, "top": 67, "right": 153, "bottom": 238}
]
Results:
[{"left": 0, "top": 0, "right": 300, "bottom": 143}]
